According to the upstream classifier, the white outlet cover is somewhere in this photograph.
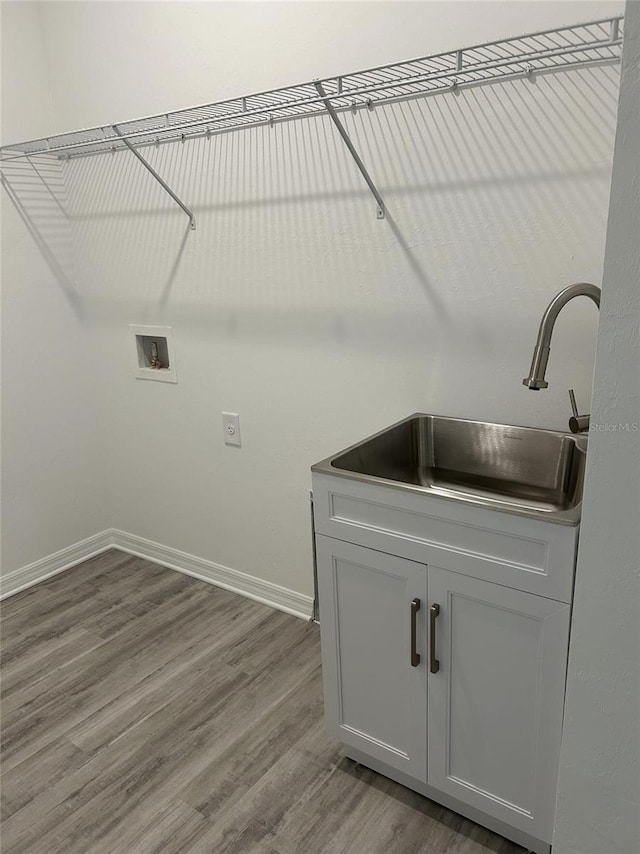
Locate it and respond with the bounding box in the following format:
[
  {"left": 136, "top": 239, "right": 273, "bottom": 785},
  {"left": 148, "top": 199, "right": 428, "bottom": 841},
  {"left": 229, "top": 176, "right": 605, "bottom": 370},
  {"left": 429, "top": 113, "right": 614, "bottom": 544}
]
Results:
[{"left": 222, "top": 412, "right": 241, "bottom": 446}]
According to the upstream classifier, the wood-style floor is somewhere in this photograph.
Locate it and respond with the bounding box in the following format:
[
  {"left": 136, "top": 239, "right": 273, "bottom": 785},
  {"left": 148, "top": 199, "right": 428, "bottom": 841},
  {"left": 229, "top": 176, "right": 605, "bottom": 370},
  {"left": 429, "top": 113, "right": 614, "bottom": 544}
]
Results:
[{"left": 1, "top": 550, "right": 524, "bottom": 853}]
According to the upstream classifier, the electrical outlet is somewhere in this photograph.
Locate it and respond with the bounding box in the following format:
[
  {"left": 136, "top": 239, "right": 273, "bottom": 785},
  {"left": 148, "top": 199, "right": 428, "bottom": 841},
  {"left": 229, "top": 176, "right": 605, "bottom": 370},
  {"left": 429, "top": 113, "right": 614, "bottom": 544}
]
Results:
[{"left": 222, "top": 412, "right": 241, "bottom": 447}]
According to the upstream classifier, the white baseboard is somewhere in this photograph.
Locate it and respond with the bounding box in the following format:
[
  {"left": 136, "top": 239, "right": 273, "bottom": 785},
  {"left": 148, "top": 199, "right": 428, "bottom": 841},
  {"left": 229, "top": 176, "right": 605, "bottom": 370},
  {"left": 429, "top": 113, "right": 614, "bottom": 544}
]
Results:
[
  {"left": 1, "top": 529, "right": 314, "bottom": 622},
  {"left": 0, "top": 531, "right": 113, "bottom": 599},
  {"left": 110, "top": 529, "right": 314, "bottom": 621}
]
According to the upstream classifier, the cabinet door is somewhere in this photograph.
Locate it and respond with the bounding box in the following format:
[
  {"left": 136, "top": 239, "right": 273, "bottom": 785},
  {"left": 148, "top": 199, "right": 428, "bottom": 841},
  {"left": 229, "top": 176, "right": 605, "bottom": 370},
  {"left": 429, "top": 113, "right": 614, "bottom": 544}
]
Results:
[
  {"left": 427, "top": 566, "right": 570, "bottom": 842},
  {"left": 316, "top": 535, "right": 428, "bottom": 781}
]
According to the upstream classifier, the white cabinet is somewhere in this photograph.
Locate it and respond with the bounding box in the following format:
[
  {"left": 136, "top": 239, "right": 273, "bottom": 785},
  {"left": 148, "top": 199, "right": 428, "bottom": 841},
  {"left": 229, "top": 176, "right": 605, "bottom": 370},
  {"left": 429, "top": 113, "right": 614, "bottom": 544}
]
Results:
[
  {"left": 316, "top": 536, "right": 428, "bottom": 781},
  {"left": 427, "top": 566, "right": 570, "bottom": 840},
  {"left": 312, "top": 473, "right": 578, "bottom": 854}
]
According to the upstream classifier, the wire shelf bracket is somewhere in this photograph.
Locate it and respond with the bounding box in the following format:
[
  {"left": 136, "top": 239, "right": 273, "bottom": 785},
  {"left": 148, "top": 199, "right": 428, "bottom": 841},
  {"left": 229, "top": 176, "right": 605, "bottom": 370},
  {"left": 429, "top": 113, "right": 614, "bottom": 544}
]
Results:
[
  {"left": 315, "top": 81, "right": 385, "bottom": 219},
  {"left": 112, "top": 126, "right": 196, "bottom": 230}
]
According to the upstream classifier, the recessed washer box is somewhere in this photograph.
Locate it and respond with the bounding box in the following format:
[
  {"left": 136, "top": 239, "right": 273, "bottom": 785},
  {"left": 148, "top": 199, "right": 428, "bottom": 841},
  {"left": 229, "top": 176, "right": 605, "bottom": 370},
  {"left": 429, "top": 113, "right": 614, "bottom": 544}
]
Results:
[{"left": 130, "top": 325, "right": 177, "bottom": 383}]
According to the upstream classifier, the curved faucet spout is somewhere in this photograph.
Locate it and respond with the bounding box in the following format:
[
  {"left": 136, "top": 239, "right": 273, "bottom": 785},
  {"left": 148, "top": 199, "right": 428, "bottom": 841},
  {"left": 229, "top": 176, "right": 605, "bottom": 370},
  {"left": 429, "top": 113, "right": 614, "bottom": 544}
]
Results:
[{"left": 523, "top": 282, "right": 601, "bottom": 390}]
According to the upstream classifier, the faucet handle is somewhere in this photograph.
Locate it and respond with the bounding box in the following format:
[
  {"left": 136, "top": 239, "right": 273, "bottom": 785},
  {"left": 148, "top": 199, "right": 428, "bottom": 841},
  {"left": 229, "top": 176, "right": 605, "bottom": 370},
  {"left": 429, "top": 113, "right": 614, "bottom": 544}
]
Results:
[
  {"left": 568, "top": 389, "right": 580, "bottom": 418},
  {"left": 568, "top": 389, "right": 590, "bottom": 434}
]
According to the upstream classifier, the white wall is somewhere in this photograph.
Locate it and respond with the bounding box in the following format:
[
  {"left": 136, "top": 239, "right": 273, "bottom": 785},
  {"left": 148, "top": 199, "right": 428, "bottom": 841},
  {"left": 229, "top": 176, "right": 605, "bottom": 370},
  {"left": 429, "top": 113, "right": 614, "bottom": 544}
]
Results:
[
  {"left": 1, "top": 1, "right": 623, "bottom": 599},
  {"left": 0, "top": 2, "right": 107, "bottom": 576},
  {"left": 553, "top": 2, "right": 640, "bottom": 852}
]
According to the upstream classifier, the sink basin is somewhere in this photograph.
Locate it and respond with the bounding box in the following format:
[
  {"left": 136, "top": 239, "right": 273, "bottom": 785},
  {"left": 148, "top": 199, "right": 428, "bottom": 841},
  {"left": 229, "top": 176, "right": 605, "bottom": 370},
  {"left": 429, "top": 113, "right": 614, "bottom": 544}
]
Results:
[{"left": 312, "top": 414, "right": 587, "bottom": 525}]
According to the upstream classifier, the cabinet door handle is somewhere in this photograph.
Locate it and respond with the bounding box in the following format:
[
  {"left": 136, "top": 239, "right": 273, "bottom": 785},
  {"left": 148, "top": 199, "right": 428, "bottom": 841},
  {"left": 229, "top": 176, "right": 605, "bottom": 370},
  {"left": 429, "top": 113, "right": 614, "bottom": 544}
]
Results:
[
  {"left": 430, "top": 603, "right": 440, "bottom": 674},
  {"left": 410, "top": 598, "right": 421, "bottom": 667}
]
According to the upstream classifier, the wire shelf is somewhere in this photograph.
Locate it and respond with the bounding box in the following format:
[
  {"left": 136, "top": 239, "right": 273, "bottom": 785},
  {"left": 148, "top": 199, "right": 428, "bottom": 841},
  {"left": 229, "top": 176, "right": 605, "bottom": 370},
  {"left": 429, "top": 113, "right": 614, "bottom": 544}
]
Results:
[{"left": 0, "top": 16, "right": 623, "bottom": 162}]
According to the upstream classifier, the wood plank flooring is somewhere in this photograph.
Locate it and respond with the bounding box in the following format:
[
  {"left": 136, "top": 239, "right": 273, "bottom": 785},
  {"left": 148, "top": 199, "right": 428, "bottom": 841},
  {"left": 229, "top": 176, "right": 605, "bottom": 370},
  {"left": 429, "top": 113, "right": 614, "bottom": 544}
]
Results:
[{"left": 1, "top": 550, "right": 524, "bottom": 853}]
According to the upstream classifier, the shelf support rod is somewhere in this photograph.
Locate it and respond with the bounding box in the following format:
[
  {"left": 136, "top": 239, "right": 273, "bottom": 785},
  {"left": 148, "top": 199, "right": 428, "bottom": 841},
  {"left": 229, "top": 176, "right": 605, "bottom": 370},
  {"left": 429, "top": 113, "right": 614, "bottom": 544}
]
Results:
[
  {"left": 112, "top": 125, "right": 196, "bottom": 230},
  {"left": 314, "top": 81, "right": 385, "bottom": 220}
]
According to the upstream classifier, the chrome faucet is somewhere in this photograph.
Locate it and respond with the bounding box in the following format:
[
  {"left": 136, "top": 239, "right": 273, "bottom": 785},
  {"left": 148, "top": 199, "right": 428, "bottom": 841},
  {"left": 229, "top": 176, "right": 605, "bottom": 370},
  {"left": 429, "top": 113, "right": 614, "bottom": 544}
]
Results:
[{"left": 523, "top": 282, "right": 601, "bottom": 433}]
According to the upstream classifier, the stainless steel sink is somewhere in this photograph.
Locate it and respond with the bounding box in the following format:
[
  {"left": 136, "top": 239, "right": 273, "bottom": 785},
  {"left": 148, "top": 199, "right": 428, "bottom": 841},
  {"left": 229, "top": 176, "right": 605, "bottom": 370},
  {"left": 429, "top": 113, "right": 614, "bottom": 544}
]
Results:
[{"left": 312, "top": 414, "right": 587, "bottom": 525}]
